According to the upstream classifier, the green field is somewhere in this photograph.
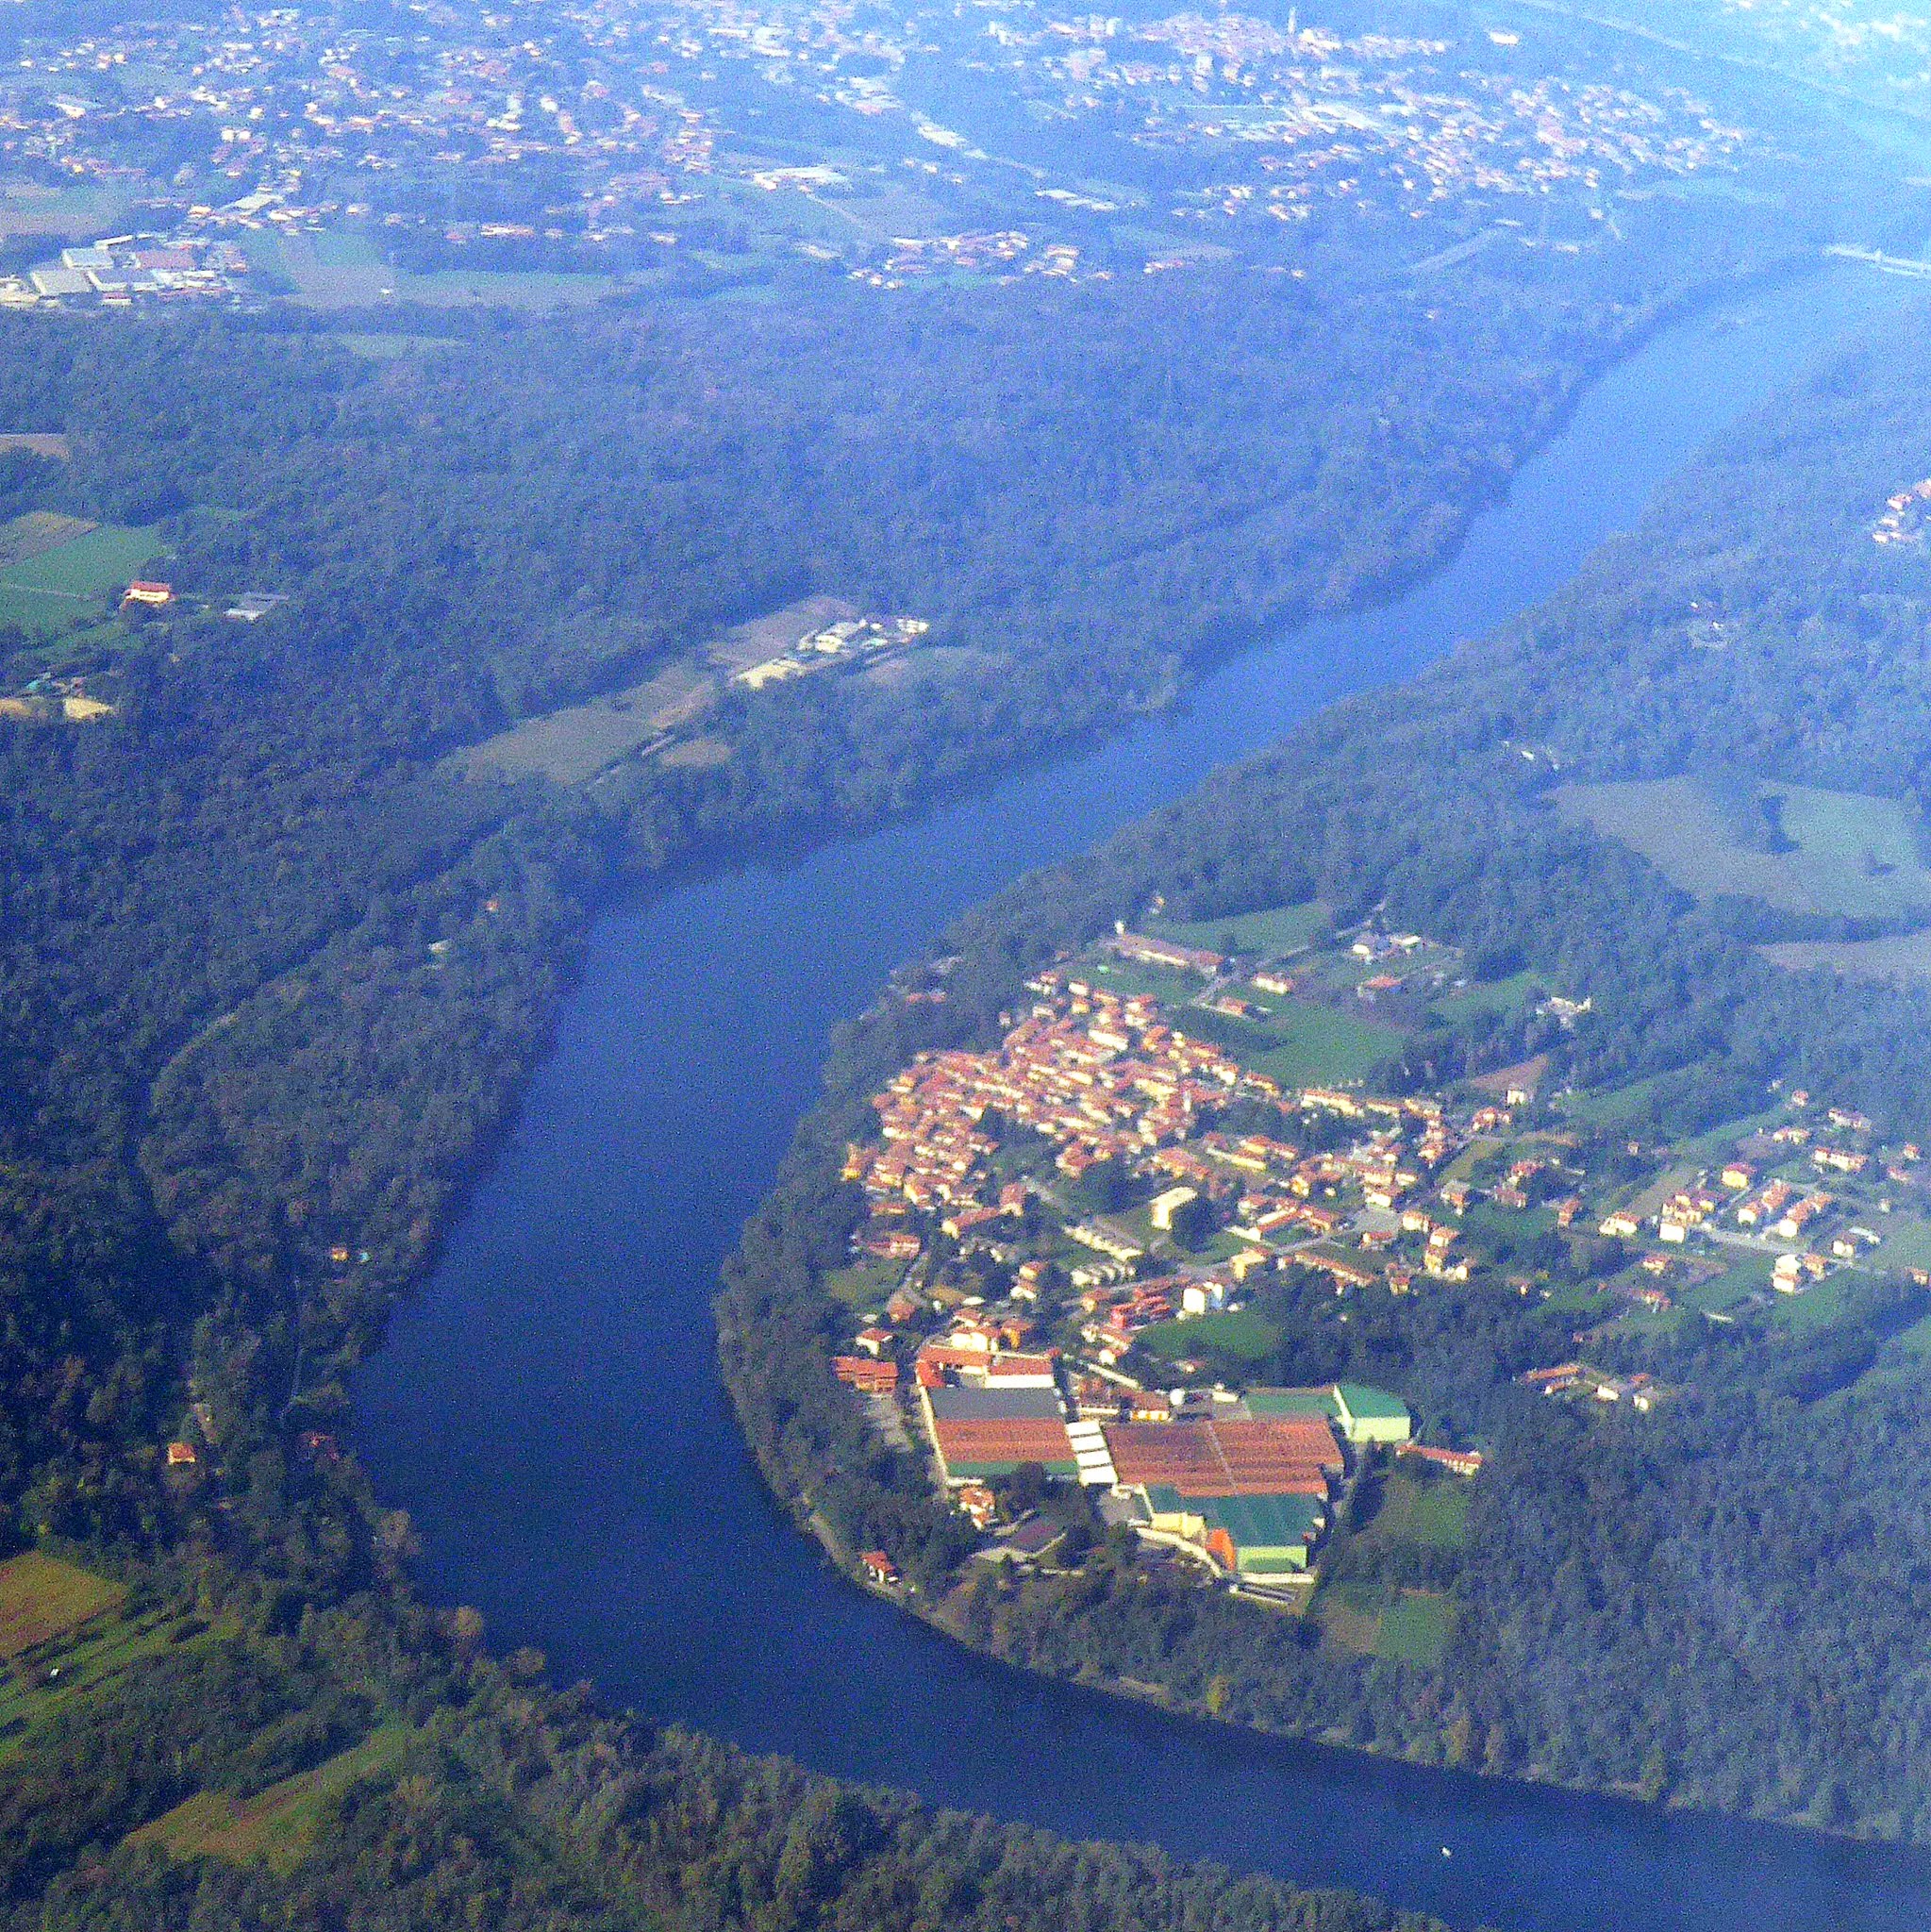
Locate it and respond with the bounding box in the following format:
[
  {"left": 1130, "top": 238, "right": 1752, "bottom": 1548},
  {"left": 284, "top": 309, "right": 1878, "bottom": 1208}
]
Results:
[
  {"left": 0, "top": 520, "right": 165, "bottom": 633},
  {"left": 1077, "top": 955, "right": 1201, "bottom": 1001},
  {"left": 0, "top": 1599, "right": 197, "bottom": 1766},
  {"left": 1374, "top": 1589, "right": 1455, "bottom": 1665},
  {"left": 1148, "top": 902, "right": 1329, "bottom": 957},
  {"left": 1867, "top": 1216, "right": 1931, "bottom": 1272},
  {"left": 1313, "top": 1578, "right": 1454, "bottom": 1666},
  {"left": 0, "top": 1551, "right": 125, "bottom": 1659},
  {"left": 266, "top": 231, "right": 617, "bottom": 312},
  {"left": 1136, "top": 1309, "right": 1282, "bottom": 1363},
  {"left": 1429, "top": 968, "right": 1540, "bottom": 1022},
  {"left": 823, "top": 1257, "right": 906, "bottom": 1310},
  {"left": 1371, "top": 1471, "right": 1473, "bottom": 1551},
  {"left": 1557, "top": 776, "right": 1931, "bottom": 919},
  {"left": 1680, "top": 1256, "right": 1770, "bottom": 1315},
  {"left": 130, "top": 1722, "right": 414, "bottom": 1870},
  {"left": 1556, "top": 1073, "right": 1671, "bottom": 1128},
  {"left": 1760, "top": 929, "right": 1931, "bottom": 987},
  {"left": 1181, "top": 1000, "right": 1407, "bottom": 1089}
]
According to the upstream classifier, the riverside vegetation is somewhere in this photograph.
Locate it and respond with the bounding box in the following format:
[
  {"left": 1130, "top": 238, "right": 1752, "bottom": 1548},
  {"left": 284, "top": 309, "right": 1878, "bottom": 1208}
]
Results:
[
  {"left": 721, "top": 300, "right": 1931, "bottom": 1846},
  {"left": 0, "top": 128, "right": 1838, "bottom": 1922}
]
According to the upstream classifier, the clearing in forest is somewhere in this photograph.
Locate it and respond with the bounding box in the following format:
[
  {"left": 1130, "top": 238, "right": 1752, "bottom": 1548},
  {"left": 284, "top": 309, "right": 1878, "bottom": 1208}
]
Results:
[
  {"left": 0, "top": 1551, "right": 127, "bottom": 1659},
  {"left": 1556, "top": 776, "right": 1931, "bottom": 919},
  {"left": 455, "top": 659, "right": 718, "bottom": 785},
  {"left": 1760, "top": 929, "right": 1931, "bottom": 985},
  {"left": 0, "top": 519, "right": 165, "bottom": 633},
  {"left": 129, "top": 1723, "right": 415, "bottom": 1870}
]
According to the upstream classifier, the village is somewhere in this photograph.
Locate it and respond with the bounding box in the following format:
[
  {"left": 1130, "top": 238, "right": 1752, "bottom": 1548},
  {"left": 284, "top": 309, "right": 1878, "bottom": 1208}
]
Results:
[
  {"left": 0, "top": 0, "right": 1760, "bottom": 305},
  {"left": 822, "top": 907, "right": 1931, "bottom": 1610}
]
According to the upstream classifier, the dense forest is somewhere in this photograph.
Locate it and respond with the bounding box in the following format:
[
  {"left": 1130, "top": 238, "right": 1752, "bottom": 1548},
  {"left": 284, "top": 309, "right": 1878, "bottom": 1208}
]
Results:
[
  {"left": 0, "top": 185, "right": 1781, "bottom": 1922},
  {"left": 718, "top": 297, "right": 1931, "bottom": 1845},
  {"left": 0, "top": 15, "right": 1919, "bottom": 1918}
]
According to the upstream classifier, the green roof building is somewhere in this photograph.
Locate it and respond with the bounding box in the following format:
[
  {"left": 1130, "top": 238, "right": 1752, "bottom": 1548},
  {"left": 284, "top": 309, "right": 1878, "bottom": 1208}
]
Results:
[
  {"left": 1333, "top": 1383, "right": 1412, "bottom": 1445},
  {"left": 1243, "top": 1382, "right": 1411, "bottom": 1446}
]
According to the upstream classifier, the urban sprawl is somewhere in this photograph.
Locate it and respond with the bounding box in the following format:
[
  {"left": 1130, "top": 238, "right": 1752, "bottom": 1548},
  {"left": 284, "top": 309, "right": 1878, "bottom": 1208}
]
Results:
[{"left": 0, "top": 0, "right": 1756, "bottom": 308}]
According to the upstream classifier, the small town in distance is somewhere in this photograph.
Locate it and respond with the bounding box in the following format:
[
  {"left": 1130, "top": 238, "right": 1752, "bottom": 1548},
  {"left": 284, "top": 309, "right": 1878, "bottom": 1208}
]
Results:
[{"left": 827, "top": 904, "right": 1931, "bottom": 1644}]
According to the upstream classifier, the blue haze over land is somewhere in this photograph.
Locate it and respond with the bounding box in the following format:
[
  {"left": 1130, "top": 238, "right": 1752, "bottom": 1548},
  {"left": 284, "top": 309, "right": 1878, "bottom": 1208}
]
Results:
[{"left": 358, "top": 266, "right": 1931, "bottom": 1930}]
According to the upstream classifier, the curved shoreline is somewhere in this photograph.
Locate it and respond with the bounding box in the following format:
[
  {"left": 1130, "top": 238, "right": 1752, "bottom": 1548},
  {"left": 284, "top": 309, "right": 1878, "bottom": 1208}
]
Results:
[{"left": 355, "top": 260, "right": 1931, "bottom": 1932}]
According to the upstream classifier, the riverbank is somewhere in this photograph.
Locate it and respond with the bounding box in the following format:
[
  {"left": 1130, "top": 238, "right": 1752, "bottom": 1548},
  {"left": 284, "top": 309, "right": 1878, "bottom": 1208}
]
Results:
[{"left": 355, "top": 262, "right": 1931, "bottom": 1932}]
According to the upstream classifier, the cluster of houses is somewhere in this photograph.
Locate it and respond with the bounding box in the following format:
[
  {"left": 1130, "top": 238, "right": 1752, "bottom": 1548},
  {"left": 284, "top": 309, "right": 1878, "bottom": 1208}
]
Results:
[
  {"left": 1599, "top": 1100, "right": 1909, "bottom": 1296},
  {"left": 1873, "top": 479, "right": 1931, "bottom": 546}
]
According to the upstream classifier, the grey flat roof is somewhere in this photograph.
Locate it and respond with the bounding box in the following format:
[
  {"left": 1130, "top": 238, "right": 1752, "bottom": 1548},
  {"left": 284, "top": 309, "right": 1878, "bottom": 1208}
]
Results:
[{"left": 926, "top": 1386, "right": 1064, "bottom": 1423}]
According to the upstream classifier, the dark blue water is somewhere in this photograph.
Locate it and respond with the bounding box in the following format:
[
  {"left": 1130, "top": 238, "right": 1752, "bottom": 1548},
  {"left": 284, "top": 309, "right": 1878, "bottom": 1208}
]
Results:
[{"left": 357, "top": 268, "right": 1931, "bottom": 1931}]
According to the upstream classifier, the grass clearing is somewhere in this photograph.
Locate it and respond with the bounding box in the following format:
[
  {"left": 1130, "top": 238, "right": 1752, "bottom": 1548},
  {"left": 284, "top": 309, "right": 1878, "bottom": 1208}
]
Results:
[
  {"left": 1869, "top": 1216, "right": 1931, "bottom": 1272},
  {"left": 1770, "top": 1271, "right": 1855, "bottom": 1333},
  {"left": 1557, "top": 1074, "right": 1671, "bottom": 1128},
  {"left": 1079, "top": 955, "right": 1202, "bottom": 1002},
  {"left": 1136, "top": 1309, "right": 1282, "bottom": 1363},
  {"left": 333, "top": 331, "right": 460, "bottom": 360},
  {"left": 1681, "top": 1256, "right": 1769, "bottom": 1314},
  {"left": 0, "top": 1552, "right": 125, "bottom": 1659},
  {"left": 1429, "top": 968, "right": 1539, "bottom": 1022},
  {"left": 1557, "top": 776, "right": 1931, "bottom": 919},
  {"left": 1375, "top": 1472, "right": 1472, "bottom": 1551},
  {"left": 130, "top": 1722, "right": 415, "bottom": 1870},
  {"left": 1374, "top": 1589, "right": 1454, "bottom": 1666},
  {"left": 1761, "top": 929, "right": 1931, "bottom": 986},
  {"left": 1312, "top": 1579, "right": 1454, "bottom": 1665},
  {"left": 1148, "top": 902, "right": 1329, "bottom": 957},
  {"left": 454, "top": 660, "right": 717, "bottom": 785},
  {"left": 823, "top": 1257, "right": 906, "bottom": 1310},
  {"left": 1182, "top": 1000, "right": 1407, "bottom": 1089},
  {"left": 267, "top": 231, "right": 617, "bottom": 311}
]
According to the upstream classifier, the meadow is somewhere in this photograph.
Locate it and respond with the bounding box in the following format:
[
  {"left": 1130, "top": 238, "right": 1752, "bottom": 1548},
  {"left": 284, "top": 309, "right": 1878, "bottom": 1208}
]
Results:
[
  {"left": 0, "top": 518, "right": 164, "bottom": 635},
  {"left": 0, "top": 1551, "right": 125, "bottom": 1659},
  {"left": 1556, "top": 776, "right": 1931, "bottom": 919},
  {"left": 129, "top": 1723, "right": 415, "bottom": 1871}
]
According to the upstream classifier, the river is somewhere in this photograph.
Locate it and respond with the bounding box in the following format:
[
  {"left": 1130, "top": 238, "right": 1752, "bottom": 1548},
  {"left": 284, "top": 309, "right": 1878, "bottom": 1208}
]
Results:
[{"left": 355, "top": 264, "right": 1931, "bottom": 1931}]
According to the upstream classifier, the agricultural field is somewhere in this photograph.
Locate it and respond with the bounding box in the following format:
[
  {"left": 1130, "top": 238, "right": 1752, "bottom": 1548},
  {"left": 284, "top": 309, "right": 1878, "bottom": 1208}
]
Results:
[
  {"left": 0, "top": 181, "right": 130, "bottom": 238},
  {"left": 129, "top": 1723, "right": 414, "bottom": 1872},
  {"left": 1147, "top": 902, "right": 1330, "bottom": 957},
  {"left": 266, "top": 231, "right": 616, "bottom": 311},
  {"left": 455, "top": 659, "right": 717, "bottom": 785},
  {"left": 1557, "top": 776, "right": 1931, "bottom": 919},
  {"left": 0, "top": 1551, "right": 125, "bottom": 1659},
  {"left": 702, "top": 594, "right": 858, "bottom": 675},
  {"left": 1313, "top": 1578, "right": 1455, "bottom": 1667},
  {"left": 0, "top": 510, "right": 94, "bottom": 568},
  {"left": 0, "top": 1594, "right": 193, "bottom": 1768},
  {"left": 1760, "top": 929, "right": 1931, "bottom": 986},
  {"left": 0, "top": 517, "right": 164, "bottom": 634}
]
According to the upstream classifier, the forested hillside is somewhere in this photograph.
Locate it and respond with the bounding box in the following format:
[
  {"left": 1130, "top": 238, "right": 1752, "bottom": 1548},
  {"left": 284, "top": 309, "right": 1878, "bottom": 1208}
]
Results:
[
  {"left": 0, "top": 196, "right": 1796, "bottom": 1920},
  {"left": 0, "top": 5, "right": 1919, "bottom": 1901},
  {"left": 720, "top": 295, "right": 1931, "bottom": 1844}
]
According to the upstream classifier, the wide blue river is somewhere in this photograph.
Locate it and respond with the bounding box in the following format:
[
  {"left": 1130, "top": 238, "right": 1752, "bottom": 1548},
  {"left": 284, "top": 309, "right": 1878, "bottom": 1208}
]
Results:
[{"left": 357, "top": 265, "right": 1931, "bottom": 1930}]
